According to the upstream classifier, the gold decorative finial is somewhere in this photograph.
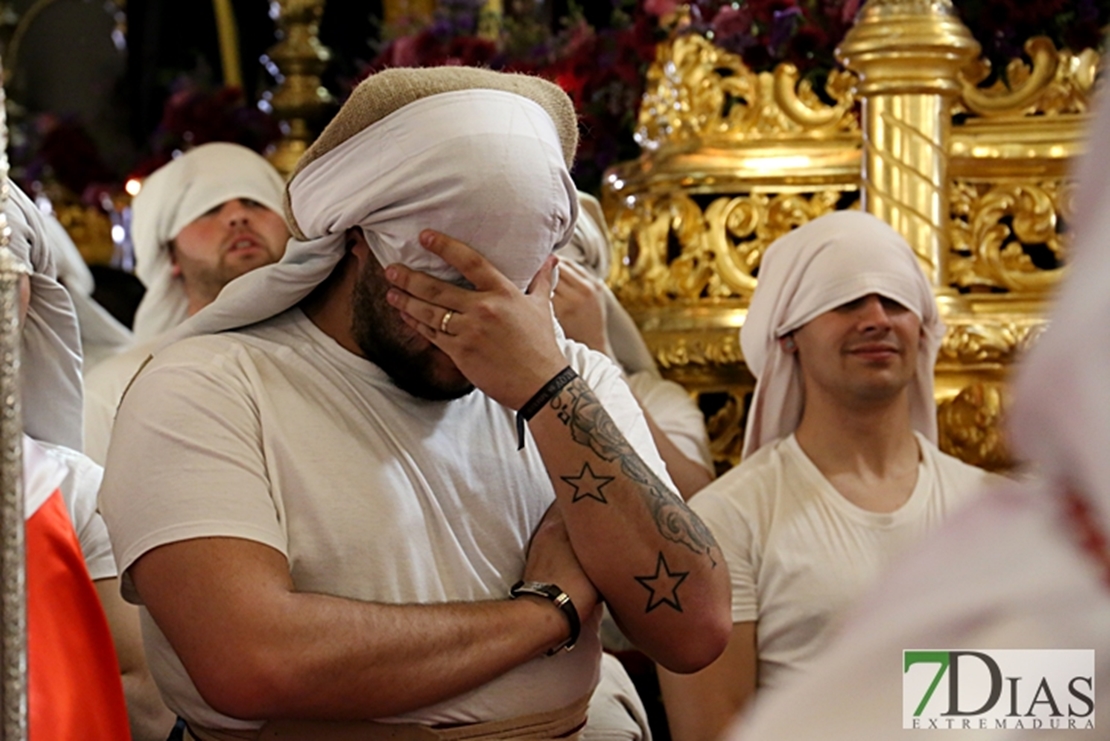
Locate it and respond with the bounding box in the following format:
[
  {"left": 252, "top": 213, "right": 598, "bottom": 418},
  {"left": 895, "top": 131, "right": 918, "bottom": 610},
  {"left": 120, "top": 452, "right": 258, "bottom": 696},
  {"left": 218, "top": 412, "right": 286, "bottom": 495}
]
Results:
[
  {"left": 836, "top": 0, "right": 980, "bottom": 286},
  {"left": 266, "top": 0, "right": 334, "bottom": 177}
]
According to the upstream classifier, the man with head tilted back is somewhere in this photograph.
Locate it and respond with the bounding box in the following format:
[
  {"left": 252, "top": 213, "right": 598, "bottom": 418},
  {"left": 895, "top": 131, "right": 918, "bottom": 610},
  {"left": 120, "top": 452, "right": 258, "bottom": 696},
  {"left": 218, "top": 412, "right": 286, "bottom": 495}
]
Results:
[{"left": 83, "top": 142, "right": 288, "bottom": 464}]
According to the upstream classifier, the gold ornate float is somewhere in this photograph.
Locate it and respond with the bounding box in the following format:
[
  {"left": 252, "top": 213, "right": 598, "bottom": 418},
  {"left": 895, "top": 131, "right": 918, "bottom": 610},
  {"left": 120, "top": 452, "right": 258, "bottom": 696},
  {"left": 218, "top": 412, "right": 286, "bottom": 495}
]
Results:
[{"left": 602, "top": 0, "right": 1099, "bottom": 472}]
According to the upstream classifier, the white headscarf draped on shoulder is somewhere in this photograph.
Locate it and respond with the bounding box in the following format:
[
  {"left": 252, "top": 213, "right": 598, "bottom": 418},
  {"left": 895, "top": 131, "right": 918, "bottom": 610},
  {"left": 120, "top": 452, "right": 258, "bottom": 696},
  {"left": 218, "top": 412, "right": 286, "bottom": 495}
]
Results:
[
  {"left": 4, "top": 180, "right": 84, "bottom": 450},
  {"left": 41, "top": 214, "right": 133, "bottom": 368},
  {"left": 130, "top": 142, "right": 285, "bottom": 342},
  {"left": 740, "top": 210, "right": 943, "bottom": 458},
  {"left": 556, "top": 192, "right": 657, "bottom": 375},
  {"left": 1008, "top": 85, "right": 1110, "bottom": 535},
  {"left": 157, "top": 67, "right": 579, "bottom": 348}
]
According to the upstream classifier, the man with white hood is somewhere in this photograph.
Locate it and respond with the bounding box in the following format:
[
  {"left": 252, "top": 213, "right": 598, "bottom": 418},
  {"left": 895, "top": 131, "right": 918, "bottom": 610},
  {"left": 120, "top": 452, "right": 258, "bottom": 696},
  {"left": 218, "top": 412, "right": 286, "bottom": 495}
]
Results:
[
  {"left": 718, "top": 67, "right": 1110, "bottom": 741},
  {"left": 657, "top": 210, "right": 994, "bottom": 741},
  {"left": 82, "top": 142, "right": 288, "bottom": 464},
  {"left": 99, "top": 66, "right": 730, "bottom": 740}
]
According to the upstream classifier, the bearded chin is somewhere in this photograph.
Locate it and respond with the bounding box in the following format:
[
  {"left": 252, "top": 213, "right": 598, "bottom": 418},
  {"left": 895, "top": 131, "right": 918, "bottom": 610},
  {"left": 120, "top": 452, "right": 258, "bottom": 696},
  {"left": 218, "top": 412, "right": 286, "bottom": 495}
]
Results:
[{"left": 350, "top": 273, "right": 475, "bottom": 402}]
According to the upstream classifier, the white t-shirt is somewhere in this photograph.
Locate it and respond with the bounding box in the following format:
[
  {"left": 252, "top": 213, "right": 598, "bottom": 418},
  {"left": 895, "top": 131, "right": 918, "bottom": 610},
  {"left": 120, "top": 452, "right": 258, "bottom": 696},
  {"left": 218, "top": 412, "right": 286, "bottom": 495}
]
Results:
[
  {"left": 100, "top": 308, "right": 674, "bottom": 731},
  {"left": 691, "top": 433, "right": 993, "bottom": 692},
  {"left": 24, "top": 435, "right": 117, "bottom": 581},
  {"left": 83, "top": 339, "right": 157, "bottom": 465}
]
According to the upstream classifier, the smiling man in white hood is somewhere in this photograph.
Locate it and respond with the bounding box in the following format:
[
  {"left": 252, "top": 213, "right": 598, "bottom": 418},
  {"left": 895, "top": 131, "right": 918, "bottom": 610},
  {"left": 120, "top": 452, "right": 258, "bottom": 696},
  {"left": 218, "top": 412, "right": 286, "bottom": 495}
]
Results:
[{"left": 658, "top": 210, "right": 996, "bottom": 741}]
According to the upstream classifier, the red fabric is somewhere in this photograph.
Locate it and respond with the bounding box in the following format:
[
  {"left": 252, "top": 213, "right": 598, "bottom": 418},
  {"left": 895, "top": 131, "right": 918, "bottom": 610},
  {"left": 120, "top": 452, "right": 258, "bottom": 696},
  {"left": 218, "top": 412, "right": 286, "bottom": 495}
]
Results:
[{"left": 27, "top": 490, "right": 131, "bottom": 741}]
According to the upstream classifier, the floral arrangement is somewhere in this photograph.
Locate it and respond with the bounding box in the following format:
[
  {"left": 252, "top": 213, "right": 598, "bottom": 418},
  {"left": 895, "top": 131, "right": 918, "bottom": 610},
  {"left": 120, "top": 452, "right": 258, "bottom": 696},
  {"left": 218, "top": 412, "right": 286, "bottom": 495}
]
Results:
[
  {"left": 659, "top": 0, "right": 861, "bottom": 77},
  {"left": 369, "top": 0, "right": 660, "bottom": 194},
  {"left": 369, "top": 0, "right": 1110, "bottom": 193},
  {"left": 22, "top": 1, "right": 1110, "bottom": 202},
  {"left": 655, "top": 0, "right": 1109, "bottom": 83},
  {"left": 127, "top": 82, "right": 282, "bottom": 180},
  {"left": 17, "top": 114, "right": 120, "bottom": 203}
]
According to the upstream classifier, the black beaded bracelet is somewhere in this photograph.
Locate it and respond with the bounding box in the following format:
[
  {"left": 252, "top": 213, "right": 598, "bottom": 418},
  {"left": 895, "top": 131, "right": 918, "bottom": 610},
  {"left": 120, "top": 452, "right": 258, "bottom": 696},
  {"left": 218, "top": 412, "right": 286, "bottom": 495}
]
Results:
[{"left": 515, "top": 366, "right": 578, "bottom": 450}]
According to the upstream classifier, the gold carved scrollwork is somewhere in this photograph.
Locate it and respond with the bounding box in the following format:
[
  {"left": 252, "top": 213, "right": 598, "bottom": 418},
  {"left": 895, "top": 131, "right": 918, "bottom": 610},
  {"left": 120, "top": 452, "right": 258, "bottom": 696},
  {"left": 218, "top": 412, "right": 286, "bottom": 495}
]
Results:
[
  {"left": 52, "top": 201, "right": 115, "bottom": 266},
  {"left": 958, "top": 37, "right": 1100, "bottom": 118},
  {"left": 709, "top": 190, "right": 851, "bottom": 298},
  {"left": 937, "top": 383, "right": 1010, "bottom": 471},
  {"left": 610, "top": 190, "right": 855, "bottom": 306},
  {"left": 648, "top": 334, "right": 744, "bottom": 368},
  {"left": 704, "top": 389, "right": 748, "bottom": 473},
  {"left": 608, "top": 192, "right": 710, "bottom": 306},
  {"left": 938, "top": 320, "right": 1047, "bottom": 365},
  {"left": 635, "top": 33, "right": 858, "bottom": 152},
  {"left": 949, "top": 180, "right": 1070, "bottom": 292}
]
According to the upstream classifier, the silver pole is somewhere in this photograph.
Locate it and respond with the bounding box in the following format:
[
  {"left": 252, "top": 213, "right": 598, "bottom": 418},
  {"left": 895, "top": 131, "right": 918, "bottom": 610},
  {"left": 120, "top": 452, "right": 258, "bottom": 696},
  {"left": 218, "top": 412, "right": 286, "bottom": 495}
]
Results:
[{"left": 0, "top": 51, "right": 28, "bottom": 741}]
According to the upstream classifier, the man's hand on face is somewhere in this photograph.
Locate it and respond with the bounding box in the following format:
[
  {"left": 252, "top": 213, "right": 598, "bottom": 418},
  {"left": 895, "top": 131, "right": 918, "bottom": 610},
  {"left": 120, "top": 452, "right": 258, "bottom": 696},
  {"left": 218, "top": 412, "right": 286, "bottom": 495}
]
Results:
[{"left": 383, "top": 230, "right": 569, "bottom": 410}]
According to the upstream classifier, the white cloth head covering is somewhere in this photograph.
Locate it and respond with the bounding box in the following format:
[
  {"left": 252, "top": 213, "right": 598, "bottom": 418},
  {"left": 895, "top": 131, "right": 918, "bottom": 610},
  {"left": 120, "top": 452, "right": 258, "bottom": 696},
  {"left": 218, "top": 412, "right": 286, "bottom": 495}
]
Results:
[
  {"left": 41, "top": 214, "right": 133, "bottom": 368},
  {"left": 158, "top": 68, "right": 578, "bottom": 348},
  {"left": 129, "top": 142, "right": 285, "bottom": 342},
  {"left": 556, "top": 192, "right": 658, "bottom": 375},
  {"left": 4, "top": 180, "right": 84, "bottom": 450},
  {"left": 1008, "top": 85, "right": 1110, "bottom": 534},
  {"left": 740, "top": 210, "right": 943, "bottom": 458}
]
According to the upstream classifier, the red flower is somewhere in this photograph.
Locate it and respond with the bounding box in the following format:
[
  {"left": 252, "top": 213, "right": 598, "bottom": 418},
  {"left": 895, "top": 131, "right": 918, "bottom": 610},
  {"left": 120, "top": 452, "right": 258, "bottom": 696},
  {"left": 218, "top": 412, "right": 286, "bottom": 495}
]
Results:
[
  {"left": 644, "top": 0, "right": 680, "bottom": 18},
  {"left": 444, "top": 36, "right": 498, "bottom": 66},
  {"left": 712, "top": 7, "right": 754, "bottom": 39}
]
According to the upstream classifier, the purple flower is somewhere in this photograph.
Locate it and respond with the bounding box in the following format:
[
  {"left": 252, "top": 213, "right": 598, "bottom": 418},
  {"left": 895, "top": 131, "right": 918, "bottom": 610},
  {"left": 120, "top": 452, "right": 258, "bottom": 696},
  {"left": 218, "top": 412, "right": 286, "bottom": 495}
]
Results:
[{"left": 769, "top": 6, "right": 803, "bottom": 57}]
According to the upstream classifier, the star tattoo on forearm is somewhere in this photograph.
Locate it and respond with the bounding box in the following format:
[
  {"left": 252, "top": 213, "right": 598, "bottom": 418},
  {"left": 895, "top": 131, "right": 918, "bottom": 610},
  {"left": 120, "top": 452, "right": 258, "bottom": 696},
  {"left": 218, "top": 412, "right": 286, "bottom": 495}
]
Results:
[
  {"left": 549, "top": 378, "right": 720, "bottom": 565},
  {"left": 635, "top": 552, "right": 688, "bottom": 613},
  {"left": 561, "top": 462, "right": 614, "bottom": 504}
]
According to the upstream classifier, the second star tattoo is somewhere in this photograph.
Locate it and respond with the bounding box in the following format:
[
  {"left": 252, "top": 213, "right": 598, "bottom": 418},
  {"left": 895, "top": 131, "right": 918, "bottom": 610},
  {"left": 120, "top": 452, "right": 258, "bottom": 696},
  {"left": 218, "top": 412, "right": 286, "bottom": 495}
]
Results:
[
  {"left": 561, "top": 462, "right": 614, "bottom": 504},
  {"left": 635, "top": 552, "right": 689, "bottom": 613}
]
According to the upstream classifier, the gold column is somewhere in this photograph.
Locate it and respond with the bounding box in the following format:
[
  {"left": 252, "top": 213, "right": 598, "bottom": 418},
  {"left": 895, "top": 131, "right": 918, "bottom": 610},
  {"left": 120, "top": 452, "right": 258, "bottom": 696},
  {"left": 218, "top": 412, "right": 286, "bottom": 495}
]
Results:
[
  {"left": 836, "top": 0, "right": 980, "bottom": 287},
  {"left": 212, "top": 0, "right": 244, "bottom": 89},
  {"left": 266, "top": 0, "right": 334, "bottom": 177}
]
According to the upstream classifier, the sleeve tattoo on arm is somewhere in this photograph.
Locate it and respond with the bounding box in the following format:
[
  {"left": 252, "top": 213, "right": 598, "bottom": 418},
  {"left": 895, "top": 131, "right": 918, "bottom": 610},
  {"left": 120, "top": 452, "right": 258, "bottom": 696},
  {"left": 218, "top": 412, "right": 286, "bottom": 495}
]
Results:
[{"left": 550, "top": 378, "right": 720, "bottom": 567}]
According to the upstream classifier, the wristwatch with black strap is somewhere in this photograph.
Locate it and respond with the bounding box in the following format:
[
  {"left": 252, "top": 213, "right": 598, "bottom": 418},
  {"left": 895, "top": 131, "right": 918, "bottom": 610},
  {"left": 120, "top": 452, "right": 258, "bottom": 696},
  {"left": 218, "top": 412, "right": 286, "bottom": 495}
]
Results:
[{"left": 509, "top": 580, "right": 580, "bottom": 655}]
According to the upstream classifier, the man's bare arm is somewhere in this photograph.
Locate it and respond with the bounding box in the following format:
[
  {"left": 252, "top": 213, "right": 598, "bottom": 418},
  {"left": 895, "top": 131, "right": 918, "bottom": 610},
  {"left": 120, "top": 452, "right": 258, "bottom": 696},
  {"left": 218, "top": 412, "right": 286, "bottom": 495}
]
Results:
[
  {"left": 658, "top": 621, "right": 758, "bottom": 741},
  {"left": 130, "top": 535, "right": 592, "bottom": 721},
  {"left": 527, "top": 377, "right": 730, "bottom": 672},
  {"left": 551, "top": 258, "right": 713, "bottom": 499}
]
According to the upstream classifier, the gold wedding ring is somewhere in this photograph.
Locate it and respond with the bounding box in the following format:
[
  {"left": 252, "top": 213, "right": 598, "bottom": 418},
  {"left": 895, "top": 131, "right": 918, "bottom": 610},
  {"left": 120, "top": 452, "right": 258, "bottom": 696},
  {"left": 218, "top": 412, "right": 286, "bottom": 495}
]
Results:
[{"left": 440, "top": 309, "right": 454, "bottom": 334}]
